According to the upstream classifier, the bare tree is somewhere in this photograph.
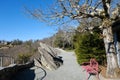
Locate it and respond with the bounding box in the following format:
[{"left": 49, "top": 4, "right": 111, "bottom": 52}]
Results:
[
  {"left": 54, "top": 25, "right": 75, "bottom": 49},
  {"left": 28, "top": 0, "right": 120, "bottom": 77}
]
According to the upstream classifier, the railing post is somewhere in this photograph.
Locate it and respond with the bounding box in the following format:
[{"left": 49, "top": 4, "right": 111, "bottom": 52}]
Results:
[
  {"left": 13, "top": 58, "right": 14, "bottom": 64},
  {"left": 11, "top": 57, "right": 12, "bottom": 64},
  {"left": 10, "top": 57, "right": 14, "bottom": 64},
  {"left": 0, "top": 57, "right": 3, "bottom": 67}
]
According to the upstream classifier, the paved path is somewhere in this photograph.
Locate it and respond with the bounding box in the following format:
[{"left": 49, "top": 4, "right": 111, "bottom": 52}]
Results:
[{"left": 14, "top": 50, "right": 97, "bottom": 80}]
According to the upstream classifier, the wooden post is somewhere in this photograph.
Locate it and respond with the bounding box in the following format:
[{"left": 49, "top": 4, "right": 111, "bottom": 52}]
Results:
[
  {"left": 11, "top": 57, "right": 12, "bottom": 64},
  {"left": 12, "top": 57, "right": 14, "bottom": 64},
  {"left": 0, "top": 57, "right": 3, "bottom": 67},
  {"left": 10, "top": 57, "right": 14, "bottom": 64}
]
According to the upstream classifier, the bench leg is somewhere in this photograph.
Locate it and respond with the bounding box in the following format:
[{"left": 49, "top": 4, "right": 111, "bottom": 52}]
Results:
[
  {"left": 87, "top": 74, "right": 91, "bottom": 80},
  {"left": 86, "top": 72, "right": 91, "bottom": 80},
  {"left": 96, "top": 73, "right": 100, "bottom": 80},
  {"left": 86, "top": 72, "right": 100, "bottom": 80}
]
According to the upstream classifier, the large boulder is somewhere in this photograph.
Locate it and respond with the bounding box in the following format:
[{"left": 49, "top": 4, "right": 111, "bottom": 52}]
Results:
[{"left": 34, "top": 43, "right": 63, "bottom": 70}]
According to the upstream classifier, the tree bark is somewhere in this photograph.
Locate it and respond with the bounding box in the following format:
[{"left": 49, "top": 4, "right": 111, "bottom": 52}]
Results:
[
  {"left": 116, "top": 41, "right": 120, "bottom": 67},
  {"left": 103, "top": 26, "right": 119, "bottom": 77},
  {"left": 114, "top": 32, "right": 120, "bottom": 67}
]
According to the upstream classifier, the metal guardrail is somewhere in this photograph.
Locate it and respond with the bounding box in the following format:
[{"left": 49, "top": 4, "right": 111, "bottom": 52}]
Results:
[
  {"left": 35, "top": 66, "right": 47, "bottom": 80},
  {"left": 0, "top": 56, "right": 14, "bottom": 67}
]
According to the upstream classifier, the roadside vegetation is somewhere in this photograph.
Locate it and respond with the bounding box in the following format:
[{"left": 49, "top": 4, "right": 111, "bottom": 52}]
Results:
[
  {"left": 0, "top": 39, "right": 39, "bottom": 66},
  {"left": 74, "top": 28, "right": 106, "bottom": 65},
  {"left": 28, "top": 0, "right": 120, "bottom": 78}
]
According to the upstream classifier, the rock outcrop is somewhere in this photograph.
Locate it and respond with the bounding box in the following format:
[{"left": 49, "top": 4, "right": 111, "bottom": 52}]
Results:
[{"left": 34, "top": 42, "right": 63, "bottom": 70}]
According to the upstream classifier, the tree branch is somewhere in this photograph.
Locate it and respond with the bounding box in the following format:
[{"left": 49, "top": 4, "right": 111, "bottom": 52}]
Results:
[
  {"left": 72, "top": 11, "right": 104, "bottom": 19},
  {"left": 102, "top": 0, "right": 111, "bottom": 18}
]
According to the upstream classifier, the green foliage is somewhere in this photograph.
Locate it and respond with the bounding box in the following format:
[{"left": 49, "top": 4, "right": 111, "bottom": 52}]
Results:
[
  {"left": 17, "top": 53, "right": 31, "bottom": 64},
  {"left": 54, "top": 35, "right": 63, "bottom": 48},
  {"left": 25, "top": 40, "right": 33, "bottom": 46},
  {"left": 74, "top": 31, "right": 106, "bottom": 65}
]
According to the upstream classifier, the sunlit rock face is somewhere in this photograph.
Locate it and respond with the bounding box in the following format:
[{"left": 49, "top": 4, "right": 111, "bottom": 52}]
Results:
[{"left": 34, "top": 42, "right": 63, "bottom": 70}]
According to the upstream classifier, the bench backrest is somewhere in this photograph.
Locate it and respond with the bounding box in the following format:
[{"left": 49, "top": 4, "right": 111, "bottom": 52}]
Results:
[{"left": 90, "top": 59, "right": 98, "bottom": 71}]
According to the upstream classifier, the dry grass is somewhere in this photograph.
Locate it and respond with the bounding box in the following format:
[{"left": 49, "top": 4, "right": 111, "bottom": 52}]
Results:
[{"left": 0, "top": 41, "right": 39, "bottom": 66}]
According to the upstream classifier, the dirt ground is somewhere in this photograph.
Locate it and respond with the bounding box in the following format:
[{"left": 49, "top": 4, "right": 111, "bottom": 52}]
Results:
[{"left": 100, "top": 66, "right": 120, "bottom": 79}]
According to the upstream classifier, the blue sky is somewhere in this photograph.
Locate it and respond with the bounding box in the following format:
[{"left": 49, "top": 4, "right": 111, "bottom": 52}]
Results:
[{"left": 0, "top": 0, "right": 57, "bottom": 41}]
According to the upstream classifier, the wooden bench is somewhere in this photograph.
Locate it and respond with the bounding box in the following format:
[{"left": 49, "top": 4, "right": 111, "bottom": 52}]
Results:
[{"left": 81, "top": 59, "right": 100, "bottom": 80}]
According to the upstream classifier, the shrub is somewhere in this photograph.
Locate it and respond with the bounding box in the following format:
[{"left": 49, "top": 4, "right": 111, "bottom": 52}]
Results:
[
  {"left": 74, "top": 31, "right": 106, "bottom": 65},
  {"left": 17, "top": 53, "right": 31, "bottom": 64}
]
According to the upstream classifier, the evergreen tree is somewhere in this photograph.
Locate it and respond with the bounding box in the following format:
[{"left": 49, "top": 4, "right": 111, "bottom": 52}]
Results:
[{"left": 74, "top": 30, "right": 106, "bottom": 65}]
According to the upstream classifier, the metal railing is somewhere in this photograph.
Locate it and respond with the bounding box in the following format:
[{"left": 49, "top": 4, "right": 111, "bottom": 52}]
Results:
[{"left": 0, "top": 56, "right": 14, "bottom": 67}]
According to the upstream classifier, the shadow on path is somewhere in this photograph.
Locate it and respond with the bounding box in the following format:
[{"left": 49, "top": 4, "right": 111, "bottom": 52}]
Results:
[
  {"left": 13, "top": 68, "right": 35, "bottom": 80},
  {"left": 13, "top": 66, "right": 47, "bottom": 80}
]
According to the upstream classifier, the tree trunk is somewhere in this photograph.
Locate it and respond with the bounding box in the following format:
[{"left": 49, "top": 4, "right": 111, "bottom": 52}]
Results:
[
  {"left": 116, "top": 41, "right": 120, "bottom": 67},
  {"left": 114, "top": 32, "right": 120, "bottom": 67},
  {"left": 103, "top": 26, "right": 119, "bottom": 77}
]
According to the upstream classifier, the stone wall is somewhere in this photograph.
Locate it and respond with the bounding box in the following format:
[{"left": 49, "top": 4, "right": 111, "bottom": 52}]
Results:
[{"left": 0, "top": 62, "right": 33, "bottom": 80}]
